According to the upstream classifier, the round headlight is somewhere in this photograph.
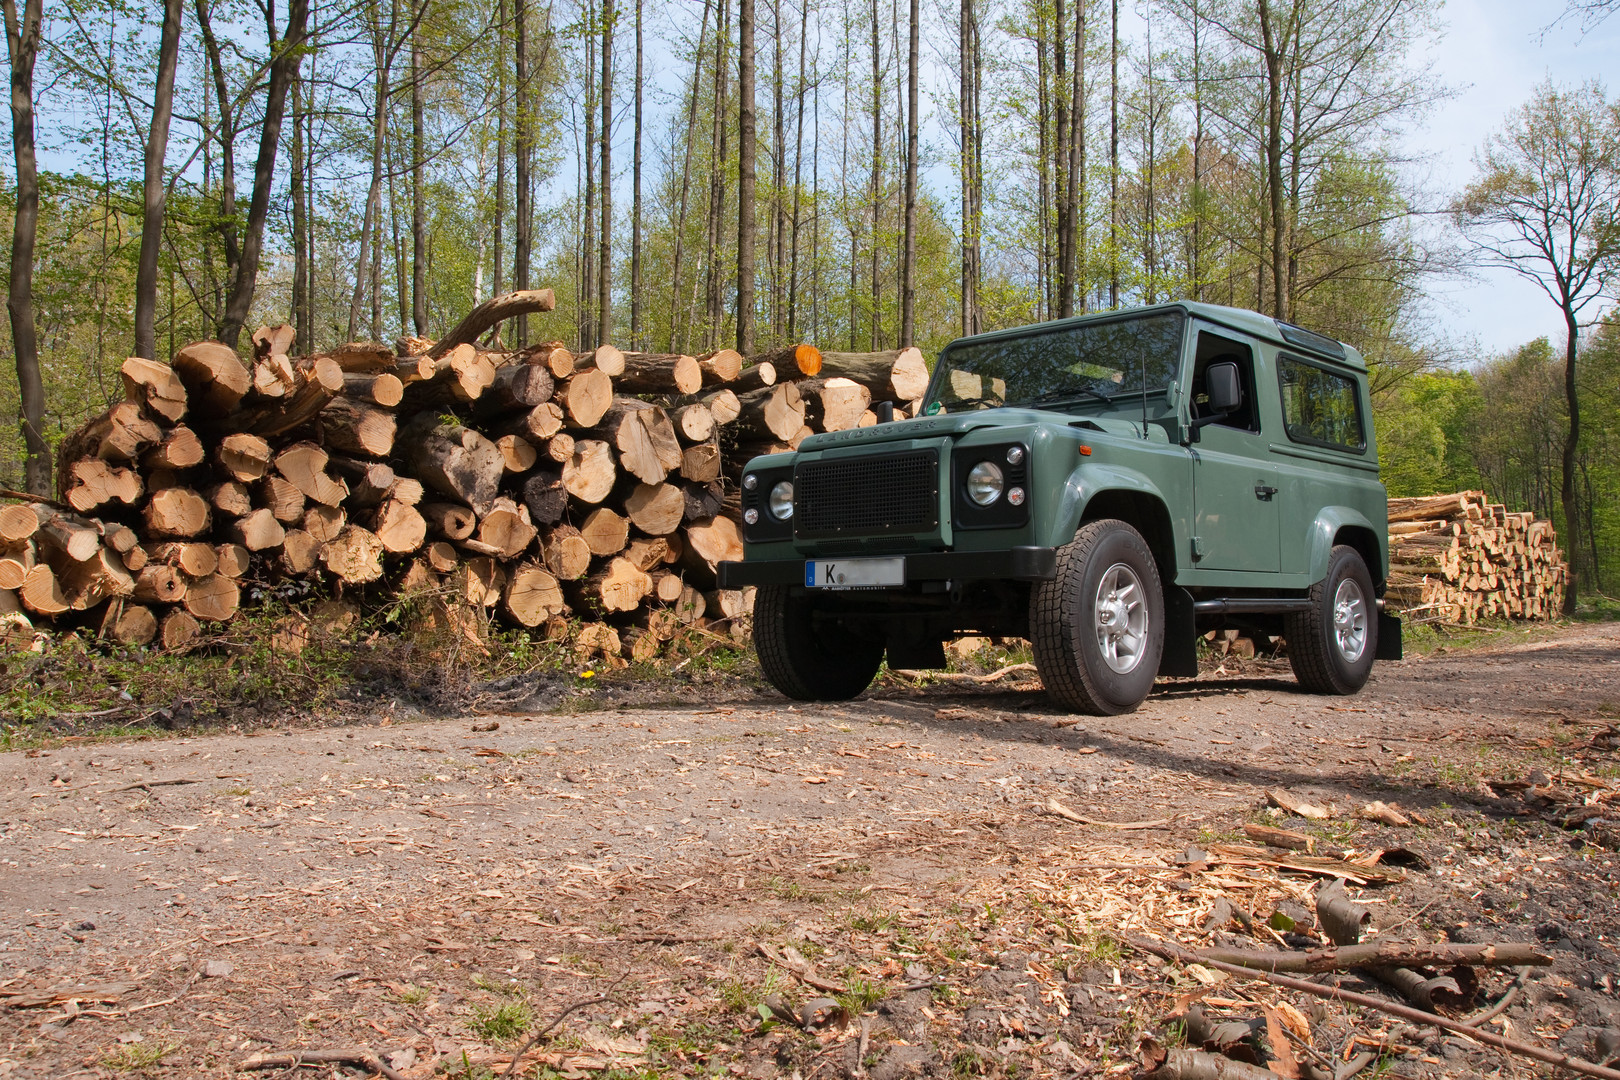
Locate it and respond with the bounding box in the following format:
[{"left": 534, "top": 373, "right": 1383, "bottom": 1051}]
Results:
[
  {"left": 966, "top": 461, "right": 1004, "bottom": 506},
  {"left": 768, "top": 480, "right": 795, "bottom": 520}
]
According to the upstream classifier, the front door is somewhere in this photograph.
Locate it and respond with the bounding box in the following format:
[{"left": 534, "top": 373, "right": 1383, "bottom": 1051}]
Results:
[{"left": 1188, "top": 328, "right": 1280, "bottom": 572}]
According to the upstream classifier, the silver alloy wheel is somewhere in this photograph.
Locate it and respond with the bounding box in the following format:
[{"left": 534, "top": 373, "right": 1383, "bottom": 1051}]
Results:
[
  {"left": 1093, "top": 562, "right": 1149, "bottom": 674},
  {"left": 1332, "top": 578, "right": 1368, "bottom": 663}
]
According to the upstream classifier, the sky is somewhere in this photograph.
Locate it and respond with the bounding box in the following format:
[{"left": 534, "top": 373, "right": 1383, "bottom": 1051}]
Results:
[{"left": 1411, "top": 0, "right": 1619, "bottom": 358}]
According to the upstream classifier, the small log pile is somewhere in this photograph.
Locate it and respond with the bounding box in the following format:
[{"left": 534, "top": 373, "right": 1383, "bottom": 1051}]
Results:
[
  {"left": 1384, "top": 490, "right": 1567, "bottom": 624},
  {"left": 2, "top": 288, "right": 935, "bottom": 666}
]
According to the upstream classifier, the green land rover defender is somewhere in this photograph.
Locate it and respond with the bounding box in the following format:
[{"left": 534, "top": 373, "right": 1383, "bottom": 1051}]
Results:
[{"left": 717, "top": 302, "right": 1402, "bottom": 715}]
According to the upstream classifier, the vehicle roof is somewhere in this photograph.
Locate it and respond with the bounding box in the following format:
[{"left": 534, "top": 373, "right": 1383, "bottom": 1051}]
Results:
[{"left": 943, "top": 301, "right": 1368, "bottom": 372}]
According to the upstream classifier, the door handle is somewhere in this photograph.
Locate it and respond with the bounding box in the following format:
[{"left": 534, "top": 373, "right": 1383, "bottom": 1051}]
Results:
[{"left": 1255, "top": 485, "right": 1278, "bottom": 501}]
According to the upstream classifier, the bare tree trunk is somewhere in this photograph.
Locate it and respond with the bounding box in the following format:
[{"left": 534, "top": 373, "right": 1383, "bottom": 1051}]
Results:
[
  {"left": 959, "top": 0, "right": 980, "bottom": 336},
  {"left": 390, "top": 146, "right": 407, "bottom": 333},
  {"left": 135, "top": 0, "right": 183, "bottom": 360},
  {"left": 703, "top": 0, "right": 730, "bottom": 348},
  {"left": 599, "top": 0, "right": 614, "bottom": 347},
  {"left": 771, "top": 0, "right": 786, "bottom": 341},
  {"left": 1035, "top": 31, "right": 1049, "bottom": 318},
  {"left": 630, "top": 0, "right": 643, "bottom": 348},
  {"left": 1190, "top": 0, "right": 1202, "bottom": 300},
  {"left": 669, "top": 0, "right": 710, "bottom": 352},
  {"left": 1562, "top": 312, "right": 1581, "bottom": 613},
  {"left": 737, "top": 0, "right": 757, "bottom": 353},
  {"left": 1108, "top": 0, "right": 1118, "bottom": 308},
  {"left": 582, "top": 0, "right": 598, "bottom": 349},
  {"left": 220, "top": 0, "right": 310, "bottom": 347},
  {"left": 411, "top": 8, "right": 427, "bottom": 336},
  {"left": 493, "top": 0, "right": 507, "bottom": 305},
  {"left": 196, "top": 0, "right": 240, "bottom": 331},
  {"left": 1257, "top": 0, "right": 1287, "bottom": 321},
  {"left": 899, "top": 0, "right": 917, "bottom": 346},
  {"left": 291, "top": 71, "right": 309, "bottom": 352},
  {"left": 514, "top": 0, "right": 532, "bottom": 344},
  {"left": 867, "top": 0, "right": 880, "bottom": 349},
  {"left": 349, "top": 9, "right": 389, "bottom": 343},
  {"left": 3, "top": 0, "right": 46, "bottom": 494},
  {"left": 1066, "top": 0, "right": 1083, "bottom": 312},
  {"left": 787, "top": 0, "right": 807, "bottom": 341}
]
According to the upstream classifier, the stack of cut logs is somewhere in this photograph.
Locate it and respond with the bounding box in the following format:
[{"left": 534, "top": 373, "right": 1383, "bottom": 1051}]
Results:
[
  {"left": 1384, "top": 490, "right": 1566, "bottom": 624},
  {"left": 0, "top": 289, "right": 933, "bottom": 665}
]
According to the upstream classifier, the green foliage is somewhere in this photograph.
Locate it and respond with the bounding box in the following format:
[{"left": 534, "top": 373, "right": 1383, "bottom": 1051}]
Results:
[{"left": 468, "top": 999, "right": 533, "bottom": 1042}]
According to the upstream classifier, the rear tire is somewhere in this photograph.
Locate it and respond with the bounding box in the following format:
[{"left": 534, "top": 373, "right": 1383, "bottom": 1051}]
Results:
[
  {"left": 1287, "top": 545, "right": 1377, "bottom": 695},
  {"left": 1030, "top": 519, "right": 1165, "bottom": 715},
  {"left": 753, "top": 584, "right": 884, "bottom": 701}
]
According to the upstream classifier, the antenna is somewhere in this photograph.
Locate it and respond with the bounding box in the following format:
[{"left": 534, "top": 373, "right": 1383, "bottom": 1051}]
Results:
[{"left": 1140, "top": 335, "right": 1150, "bottom": 439}]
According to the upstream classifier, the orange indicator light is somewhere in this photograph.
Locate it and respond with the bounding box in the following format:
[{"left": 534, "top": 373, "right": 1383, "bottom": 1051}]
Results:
[{"left": 1079, "top": 445, "right": 1092, "bottom": 456}]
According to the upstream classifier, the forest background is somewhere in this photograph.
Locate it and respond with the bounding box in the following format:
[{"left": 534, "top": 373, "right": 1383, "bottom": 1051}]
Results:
[{"left": 2, "top": 0, "right": 1619, "bottom": 605}]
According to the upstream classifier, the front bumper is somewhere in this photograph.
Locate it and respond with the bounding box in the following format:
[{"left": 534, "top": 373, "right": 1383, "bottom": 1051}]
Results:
[{"left": 717, "top": 546, "right": 1058, "bottom": 588}]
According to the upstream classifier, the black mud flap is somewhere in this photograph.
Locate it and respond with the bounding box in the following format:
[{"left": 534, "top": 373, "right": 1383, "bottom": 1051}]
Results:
[
  {"left": 1158, "top": 586, "right": 1199, "bottom": 677},
  {"left": 1376, "top": 612, "right": 1403, "bottom": 661}
]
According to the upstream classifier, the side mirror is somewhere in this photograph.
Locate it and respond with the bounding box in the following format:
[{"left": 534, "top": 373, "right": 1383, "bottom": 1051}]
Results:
[{"left": 1206, "top": 362, "right": 1242, "bottom": 414}]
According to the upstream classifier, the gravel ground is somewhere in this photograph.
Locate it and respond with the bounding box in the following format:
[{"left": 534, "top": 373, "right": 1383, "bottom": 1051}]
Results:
[{"left": 1, "top": 624, "right": 1617, "bottom": 1080}]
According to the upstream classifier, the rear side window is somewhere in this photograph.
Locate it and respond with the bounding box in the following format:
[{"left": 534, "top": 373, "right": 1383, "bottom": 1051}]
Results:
[{"left": 1277, "top": 355, "right": 1365, "bottom": 452}]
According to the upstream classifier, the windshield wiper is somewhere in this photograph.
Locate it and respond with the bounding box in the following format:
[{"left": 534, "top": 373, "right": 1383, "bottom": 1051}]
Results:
[
  {"left": 940, "top": 395, "right": 1005, "bottom": 410},
  {"left": 1017, "top": 385, "right": 1115, "bottom": 408}
]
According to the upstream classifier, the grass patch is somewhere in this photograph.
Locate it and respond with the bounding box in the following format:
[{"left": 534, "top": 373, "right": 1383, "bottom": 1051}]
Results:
[
  {"left": 469, "top": 999, "right": 533, "bottom": 1042},
  {"left": 102, "top": 1040, "right": 178, "bottom": 1072},
  {"left": 835, "top": 976, "right": 884, "bottom": 1015},
  {"left": 391, "top": 983, "right": 430, "bottom": 1005}
]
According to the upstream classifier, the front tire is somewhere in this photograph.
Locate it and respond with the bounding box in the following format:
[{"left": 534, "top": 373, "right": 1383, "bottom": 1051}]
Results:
[
  {"left": 1031, "top": 519, "right": 1165, "bottom": 715},
  {"left": 753, "top": 584, "right": 884, "bottom": 701},
  {"left": 1287, "top": 545, "right": 1377, "bottom": 695}
]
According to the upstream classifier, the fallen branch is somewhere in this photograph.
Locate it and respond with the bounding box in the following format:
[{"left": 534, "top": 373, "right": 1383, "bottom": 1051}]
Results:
[
  {"left": 890, "top": 663, "right": 1038, "bottom": 683},
  {"left": 1191, "top": 941, "right": 1551, "bottom": 975},
  {"left": 238, "top": 1047, "right": 405, "bottom": 1080},
  {"left": 112, "top": 777, "right": 206, "bottom": 792},
  {"left": 430, "top": 289, "right": 556, "bottom": 359},
  {"left": 502, "top": 972, "right": 628, "bottom": 1078},
  {"left": 1045, "top": 797, "right": 1171, "bottom": 830},
  {"left": 1129, "top": 936, "right": 1620, "bottom": 1080},
  {"left": 758, "top": 941, "right": 848, "bottom": 993}
]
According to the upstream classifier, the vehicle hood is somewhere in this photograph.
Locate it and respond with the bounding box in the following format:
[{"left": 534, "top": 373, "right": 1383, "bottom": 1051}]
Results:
[{"left": 796, "top": 408, "right": 1166, "bottom": 450}]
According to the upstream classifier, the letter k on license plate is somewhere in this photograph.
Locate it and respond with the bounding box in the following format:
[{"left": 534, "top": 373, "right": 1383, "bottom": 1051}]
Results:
[{"left": 805, "top": 557, "right": 905, "bottom": 589}]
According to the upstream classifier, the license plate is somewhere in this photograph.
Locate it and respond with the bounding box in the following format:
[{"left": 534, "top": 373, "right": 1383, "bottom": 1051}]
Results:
[{"left": 805, "top": 557, "right": 905, "bottom": 590}]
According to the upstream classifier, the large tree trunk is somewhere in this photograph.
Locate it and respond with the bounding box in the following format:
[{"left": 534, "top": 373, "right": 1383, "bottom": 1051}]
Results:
[
  {"left": 134, "top": 0, "right": 183, "bottom": 361},
  {"left": 411, "top": 10, "right": 427, "bottom": 336},
  {"left": 1561, "top": 312, "right": 1581, "bottom": 614},
  {"left": 900, "top": 0, "right": 919, "bottom": 346},
  {"left": 290, "top": 70, "right": 310, "bottom": 353},
  {"left": 1257, "top": 0, "right": 1287, "bottom": 321},
  {"left": 218, "top": 0, "right": 310, "bottom": 347},
  {"left": 736, "top": 0, "right": 756, "bottom": 353},
  {"left": 4, "top": 0, "right": 47, "bottom": 495},
  {"left": 630, "top": 0, "right": 643, "bottom": 347},
  {"left": 514, "top": 0, "right": 533, "bottom": 344},
  {"left": 598, "top": 0, "right": 614, "bottom": 346}
]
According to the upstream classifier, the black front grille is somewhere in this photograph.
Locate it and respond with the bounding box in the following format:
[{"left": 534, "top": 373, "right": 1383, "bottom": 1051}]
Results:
[{"left": 795, "top": 450, "right": 939, "bottom": 537}]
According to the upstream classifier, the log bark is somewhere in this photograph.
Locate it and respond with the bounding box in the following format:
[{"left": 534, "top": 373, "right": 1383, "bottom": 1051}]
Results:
[
  {"left": 341, "top": 371, "right": 403, "bottom": 406},
  {"left": 146, "top": 541, "right": 217, "bottom": 577},
  {"left": 236, "top": 367, "right": 337, "bottom": 436},
  {"left": 731, "top": 361, "right": 777, "bottom": 393},
  {"left": 217, "top": 433, "right": 272, "bottom": 481},
  {"left": 579, "top": 507, "right": 630, "bottom": 555},
  {"left": 562, "top": 440, "right": 617, "bottom": 504},
  {"left": 615, "top": 352, "right": 703, "bottom": 395},
  {"left": 143, "top": 488, "right": 211, "bottom": 538},
  {"left": 749, "top": 343, "right": 821, "bottom": 377},
  {"left": 60, "top": 402, "right": 162, "bottom": 462},
  {"left": 734, "top": 382, "right": 804, "bottom": 441},
  {"left": 171, "top": 341, "right": 251, "bottom": 415},
  {"left": 556, "top": 368, "right": 615, "bottom": 427},
  {"left": 120, "top": 356, "right": 188, "bottom": 422},
  {"left": 697, "top": 348, "right": 744, "bottom": 385},
  {"left": 318, "top": 397, "right": 398, "bottom": 459},
  {"left": 320, "top": 525, "right": 386, "bottom": 583},
  {"left": 525, "top": 340, "right": 575, "bottom": 379},
  {"left": 421, "top": 502, "right": 477, "bottom": 541},
  {"left": 625, "top": 482, "right": 686, "bottom": 536},
  {"left": 58, "top": 547, "right": 134, "bottom": 610},
  {"left": 682, "top": 481, "right": 724, "bottom": 523},
  {"left": 519, "top": 469, "right": 568, "bottom": 526},
  {"left": 818, "top": 347, "right": 930, "bottom": 402},
  {"left": 399, "top": 416, "right": 505, "bottom": 513},
  {"left": 231, "top": 508, "right": 286, "bottom": 551},
  {"left": 328, "top": 340, "right": 397, "bottom": 373},
  {"left": 328, "top": 458, "right": 395, "bottom": 507},
  {"left": 428, "top": 288, "right": 556, "bottom": 358},
  {"left": 1193, "top": 941, "right": 1552, "bottom": 975}
]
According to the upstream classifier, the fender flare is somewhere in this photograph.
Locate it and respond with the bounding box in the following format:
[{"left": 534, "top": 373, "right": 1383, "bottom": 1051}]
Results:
[
  {"left": 1306, "top": 506, "right": 1387, "bottom": 584},
  {"left": 1049, "top": 463, "right": 1172, "bottom": 550}
]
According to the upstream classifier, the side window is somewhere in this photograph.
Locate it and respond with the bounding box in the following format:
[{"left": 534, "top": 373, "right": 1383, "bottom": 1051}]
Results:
[
  {"left": 1277, "top": 354, "right": 1365, "bottom": 451},
  {"left": 1190, "top": 331, "right": 1260, "bottom": 433}
]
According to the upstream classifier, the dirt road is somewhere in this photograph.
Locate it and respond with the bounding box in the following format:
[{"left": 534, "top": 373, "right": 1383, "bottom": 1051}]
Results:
[{"left": 2, "top": 626, "right": 1618, "bottom": 1080}]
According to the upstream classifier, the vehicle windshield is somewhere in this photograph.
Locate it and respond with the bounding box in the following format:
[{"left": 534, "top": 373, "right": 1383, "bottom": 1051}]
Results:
[{"left": 927, "top": 312, "right": 1186, "bottom": 414}]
